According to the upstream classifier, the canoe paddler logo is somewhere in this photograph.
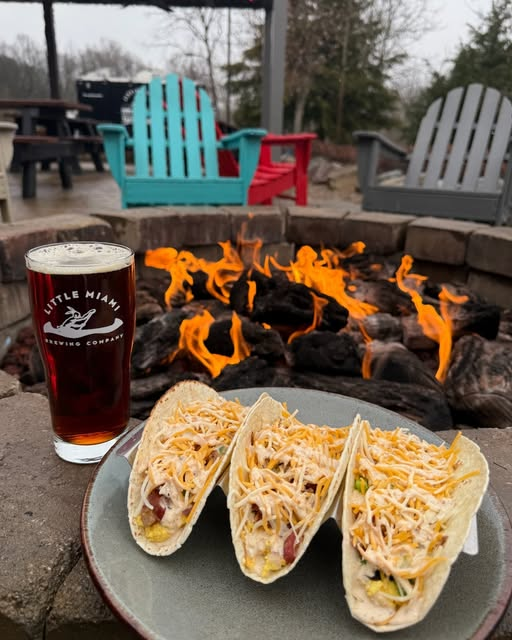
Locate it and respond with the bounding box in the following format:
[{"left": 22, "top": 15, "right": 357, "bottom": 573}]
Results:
[{"left": 43, "top": 306, "right": 123, "bottom": 339}]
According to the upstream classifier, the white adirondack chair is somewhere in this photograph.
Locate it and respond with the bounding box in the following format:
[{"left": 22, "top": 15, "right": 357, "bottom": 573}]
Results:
[
  {"left": 0, "top": 122, "right": 17, "bottom": 222},
  {"left": 354, "top": 84, "right": 512, "bottom": 225}
]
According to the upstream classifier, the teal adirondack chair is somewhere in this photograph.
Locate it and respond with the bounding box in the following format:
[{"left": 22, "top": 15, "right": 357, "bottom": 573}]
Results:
[{"left": 98, "top": 74, "right": 266, "bottom": 208}]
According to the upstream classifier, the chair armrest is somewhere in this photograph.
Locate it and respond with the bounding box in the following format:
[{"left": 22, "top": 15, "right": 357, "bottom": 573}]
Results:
[
  {"left": 219, "top": 128, "right": 267, "bottom": 150},
  {"left": 219, "top": 129, "right": 267, "bottom": 203},
  {"left": 353, "top": 130, "right": 407, "bottom": 158},
  {"left": 97, "top": 124, "right": 128, "bottom": 186},
  {"left": 353, "top": 130, "right": 408, "bottom": 191},
  {"left": 97, "top": 124, "right": 128, "bottom": 139},
  {"left": 259, "top": 132, "right": 317, "bottom": 169},
  {"left": 261, "top": 133, "right": 317, "bottom": 146}
]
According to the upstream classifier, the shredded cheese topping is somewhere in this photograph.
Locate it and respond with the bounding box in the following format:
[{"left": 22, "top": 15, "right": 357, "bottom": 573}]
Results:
[
  {"left": 134, "top": 397, "right": 248, "bottom": 541},
  {"left": 232, "top": 407, "right": 349, "bottom": 578},
  {"left": 349, "top": 423, "right": 479, "bottom": 608}
]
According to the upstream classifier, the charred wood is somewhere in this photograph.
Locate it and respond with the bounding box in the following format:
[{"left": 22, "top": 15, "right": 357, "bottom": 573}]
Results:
[
  {"left": 350, "top": 280, "right": 414, "bottom": 316},
  {"left": 136, "top": 288, "right": 164, "bottom": 325},
  {"left": 205, "top": 317, "right": 286, "bottom": 363},
  {"left": 401, "top": 315, "right": 438, "bottom": 351},
  {"left": 132, "top": 309, "right": 188, "bottom": 374},
  {"left": 289, "top": 372, "right": 453, "bottom": 431},
  {"left": 445, "top": 334, "right": 512, "bottom": 428},
  {"left": 250, "top": 280, "right": 348, "bottom": 335},
  {"left": 365, "top": 341, "right": 440, "bottom": 391},
  {"left": 360, "top": 313, "right": 403, "bottom": 342},
  {"left": 213, "top": 357, "right": 291, "bottom": 392},
  {"left": 130, "top": 370, "right": 208, "bottom": 401},
  {"left": 290, "top": 331, "right": 361, "bottom": 376}
]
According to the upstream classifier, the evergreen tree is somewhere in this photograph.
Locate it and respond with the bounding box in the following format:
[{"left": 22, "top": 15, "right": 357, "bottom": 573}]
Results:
[
  {"left": 404, "top": 0, "right": 512, "bottom": 142},
  {"left": 227, "top": 0, "right": 404, "bottom": 142}
]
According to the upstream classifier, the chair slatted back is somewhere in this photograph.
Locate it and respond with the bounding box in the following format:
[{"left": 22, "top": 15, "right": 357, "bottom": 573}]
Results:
[
  {"left": 405, "top": 98, "right": 442, "bottom": 187},
  {"left": 405, "top": 84, "right": 512, "bottom": 193},
  {"left": 132, "top": 73, "right": 220, "bottom": 179}
]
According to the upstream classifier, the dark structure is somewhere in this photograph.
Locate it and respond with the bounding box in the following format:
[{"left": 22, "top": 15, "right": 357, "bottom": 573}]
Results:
[{"left": 4, "top": 0, "right": 287, "bottom": 133}]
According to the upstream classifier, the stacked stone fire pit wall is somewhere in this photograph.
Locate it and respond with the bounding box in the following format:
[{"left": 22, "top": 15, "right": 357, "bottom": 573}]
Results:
[{"left": 2, "top": 204, "right": 512, "bottom": 350}]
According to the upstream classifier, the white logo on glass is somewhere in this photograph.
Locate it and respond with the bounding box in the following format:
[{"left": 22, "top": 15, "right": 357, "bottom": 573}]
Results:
[{"left": 43, "top": 306, "right": 123, "bottom": 338}]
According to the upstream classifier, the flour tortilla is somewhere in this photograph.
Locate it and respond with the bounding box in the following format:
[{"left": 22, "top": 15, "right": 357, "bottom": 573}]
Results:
[
  {"left": 127, "top": 380, "right": 248, "bottom": 556},
  {"left": 342, "top": 421, "right": 489, "bottom": 632},
  {"left": 228, "top": 394, "right": 358, "bottom": 583}
]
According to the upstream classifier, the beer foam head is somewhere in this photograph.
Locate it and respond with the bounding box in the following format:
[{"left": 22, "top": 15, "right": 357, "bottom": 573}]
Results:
[{"left": 26, "top": 242, "right": 134, "bottom": 275}]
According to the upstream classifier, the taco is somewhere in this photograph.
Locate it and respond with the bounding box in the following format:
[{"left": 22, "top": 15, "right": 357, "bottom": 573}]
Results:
[
  {"left": 128, "top": 381, "right": 249, "bottom": 556},
  {"left": 228, "top": 394, "right": 356, "bottom": 583},
  {"left": 342, "top": 420, "right": 489, "bottom": 632}
]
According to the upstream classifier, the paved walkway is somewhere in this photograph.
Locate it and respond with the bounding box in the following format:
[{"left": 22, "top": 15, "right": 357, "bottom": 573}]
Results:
[
  {"left": 6, "top": 162, "right": 358, "bottom": 223},
  {"left": 7, "top": 164, "right": 121, "bottom": 222}
]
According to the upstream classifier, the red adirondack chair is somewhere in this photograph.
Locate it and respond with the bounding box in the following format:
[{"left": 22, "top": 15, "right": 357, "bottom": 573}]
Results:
[{"left": 217, "top": 126, "right": 317, "bottom": 205}]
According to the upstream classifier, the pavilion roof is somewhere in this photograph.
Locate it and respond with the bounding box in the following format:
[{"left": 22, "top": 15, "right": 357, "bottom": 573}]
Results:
[{"left": 2, "top": 0, "right": 272, "bottom": 6}]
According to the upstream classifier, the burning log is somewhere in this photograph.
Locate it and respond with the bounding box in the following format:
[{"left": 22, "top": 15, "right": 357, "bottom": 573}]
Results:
[
  {"left": 213, "top": 356, "right": 291, "bottom": 391},
  {"left": 289, "top": 331, "right": 361, "bottom": 376},
  {"left": 350, "top": 280, "right": 414, "bottom": 316},
  {"left": 445, "top": 334, "right": 512, "bottom": 428},
  {"left": 132, "top": 309, "right": 189, "bottom": 373},
  {"left": 401, "top": 315, "right": 438, "bottom": 351},
  {"left": 289, "top": 372, "right": 453, "bottom": 431},
  {"left": 442, "top": 299, "right": 501, "bottom": 340},
  {"left": 231, "top": 270, "right": 349, "bottom": 338},
  {"left": 136, "top": 288, "right": 164, "bottom": 324},
  {"left": 364, "top": 341, "right": 440, "bottom": 391},
  {"left": 205, "top": 317, "right": 286, "bottom": 363},
  {"left": 360, "top": 313, "right": 403, "bottom": 342}
]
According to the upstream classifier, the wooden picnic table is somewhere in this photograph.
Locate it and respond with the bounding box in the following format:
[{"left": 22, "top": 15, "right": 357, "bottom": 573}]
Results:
[{"left": 0, "top": 99, "right": 103, "bottom": 198}]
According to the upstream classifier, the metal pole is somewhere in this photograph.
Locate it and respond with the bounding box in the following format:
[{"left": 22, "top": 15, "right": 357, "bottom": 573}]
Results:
[
  {"left": 261, "top": 0, "right": 287, "bottom": 134},
  {"left": 226, "top": 8, "right": 231, "bottom": 124},
  {"left": 42, "top": 0, "right": 61, "bottom": 99}
]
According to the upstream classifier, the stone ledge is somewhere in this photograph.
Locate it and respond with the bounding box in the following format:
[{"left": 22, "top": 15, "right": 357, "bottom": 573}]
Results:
[
  {"left": 286, "top": 205, "right": 350, "bottom": 247},
  {"left": 405, "top": 217, "right": 487, "bottom": 265},
  {"left": 223, "top": 206, "right": 285, "bottom": 244},
  {"left": 467, "top": 227, "right": 512, "bottom": 277},
  {"left": 0, "top": 392, "right": 94, "bottom": 639},
  {"left": 46, "top": 559, "right": 137, "bottom": 640},
  {"left": 0, "top": 281, "right": 30, "bottom": 330},
  {"left": 340, "top": 211, "right": 416, "bottom": 254},
  {"left": 94, "top": 207, "right": 231, "bottom": 252},
  {"left": 0, "top": 215, "right": 114, "bottom": 283},
  {"left": 0, "top": 370, "right": 20, "bottom": 398}
]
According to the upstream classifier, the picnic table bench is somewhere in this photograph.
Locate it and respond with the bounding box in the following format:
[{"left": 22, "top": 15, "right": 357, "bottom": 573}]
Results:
[{"left": 0, "top": 99, "right": 102, "bottom": 198}]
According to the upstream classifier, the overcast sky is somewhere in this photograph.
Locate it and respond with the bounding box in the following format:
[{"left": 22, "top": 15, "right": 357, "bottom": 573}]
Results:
[{"left": 0, "top": 0, "right": 495, "bottom": 73}]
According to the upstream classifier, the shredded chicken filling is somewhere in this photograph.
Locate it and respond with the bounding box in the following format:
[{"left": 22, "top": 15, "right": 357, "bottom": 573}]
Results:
[
  {"left": 350, "top": 424, "right": 479, "bottom": 608},
  {"left": 232, "top": 408, "right": 348, "bottom": 578},
  {"left": 135, "top": 397, "right": 248, "bottom": 540}
]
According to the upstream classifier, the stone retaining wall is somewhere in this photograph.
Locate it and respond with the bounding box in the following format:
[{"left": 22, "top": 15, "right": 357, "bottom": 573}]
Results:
[{"left": 2, "top": 204, "right": 512, "bottom": 353}]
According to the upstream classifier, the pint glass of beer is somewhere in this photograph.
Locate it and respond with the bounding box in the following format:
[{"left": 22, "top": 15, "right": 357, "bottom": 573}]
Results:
[{"left": 25, "top": 242, "right": 136, "bottom": 464}]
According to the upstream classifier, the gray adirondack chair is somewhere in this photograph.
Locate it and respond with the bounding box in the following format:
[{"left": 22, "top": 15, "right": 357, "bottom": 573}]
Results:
[{"left": 354, "top": 84, "right": 512, "bottom": 225}]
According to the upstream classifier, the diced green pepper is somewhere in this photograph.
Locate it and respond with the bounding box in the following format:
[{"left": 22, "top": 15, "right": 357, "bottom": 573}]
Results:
[{"left": 354, "top": 476, "right": 368, "bottom": 494}]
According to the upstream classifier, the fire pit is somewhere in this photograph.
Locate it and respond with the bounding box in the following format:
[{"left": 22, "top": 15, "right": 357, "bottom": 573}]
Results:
[
  {"left": 3, "top": 228, "right": 512, "bottom": 433},
  {"left": 117, "top": 235, "right": 510, "bottom": 431}
]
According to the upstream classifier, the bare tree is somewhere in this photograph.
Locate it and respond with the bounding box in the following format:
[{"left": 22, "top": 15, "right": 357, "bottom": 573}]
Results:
[{"left": 152, "top": 7, "right": 256, "bottom": 121}]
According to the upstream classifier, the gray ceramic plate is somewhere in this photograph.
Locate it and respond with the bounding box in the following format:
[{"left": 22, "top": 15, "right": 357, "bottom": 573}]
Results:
[{"left": 81, "top": 387, "right": 512, "bottom": 640}]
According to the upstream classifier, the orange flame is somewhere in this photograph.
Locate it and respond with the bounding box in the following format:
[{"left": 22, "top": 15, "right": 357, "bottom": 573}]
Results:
[
  {"left": 174, "top": 310, "right": 251, "bottom": 378},
  {"left": 361, "top": 342, "right": 373, "bottom": 379},
  {"left": 395, "top": 256, "right": 462, "bottom": 382},
  {"left": 288, "top": 246, "right": 378, "bottom": 321}
]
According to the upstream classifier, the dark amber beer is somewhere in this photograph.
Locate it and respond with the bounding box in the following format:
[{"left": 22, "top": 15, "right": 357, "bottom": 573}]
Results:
[{"left": 26, "top": 242, "right": 135, "bottom": 463}]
